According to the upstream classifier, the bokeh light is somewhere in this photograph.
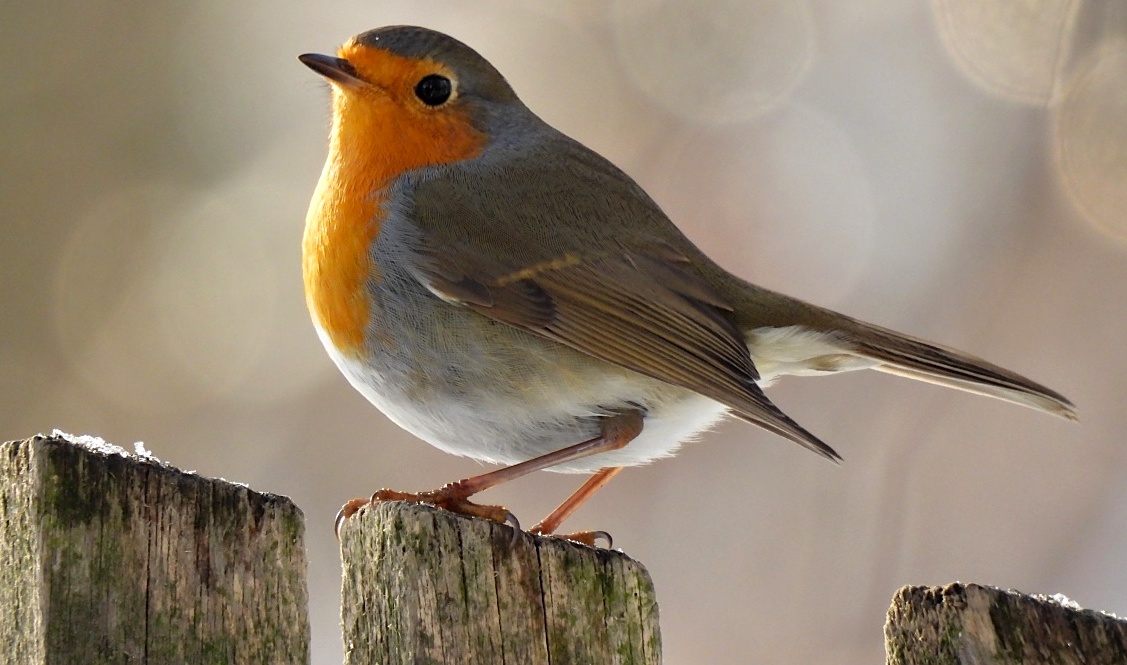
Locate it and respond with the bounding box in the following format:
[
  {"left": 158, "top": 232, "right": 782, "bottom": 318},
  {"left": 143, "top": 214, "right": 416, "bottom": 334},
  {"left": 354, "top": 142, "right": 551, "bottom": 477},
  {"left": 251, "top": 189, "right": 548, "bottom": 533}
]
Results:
[
  {"left": 646, "top": 103, "right": 876, "bottom": 304},
  {"left": 1054, "top": 43, "right": 1127, "bottom": 241},
  {"left": 54, "top": 180, "right": 214, "bottom": 415},
  {"left": 932, "top": 0, "right": 1078, "bottom": 104},
  {"left": 611, "top": 0, "right": 815, "bottom": 124}
]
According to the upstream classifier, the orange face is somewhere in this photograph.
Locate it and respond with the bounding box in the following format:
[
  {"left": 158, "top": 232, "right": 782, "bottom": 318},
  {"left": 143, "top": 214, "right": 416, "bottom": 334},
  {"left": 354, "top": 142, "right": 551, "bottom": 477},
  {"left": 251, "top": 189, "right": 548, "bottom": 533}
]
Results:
[
  {"left": 330, "top": 39, "right": 487, "bottom": 179},
  {"left": 302, "top": 41, "right": 487, "bottom": 357}
]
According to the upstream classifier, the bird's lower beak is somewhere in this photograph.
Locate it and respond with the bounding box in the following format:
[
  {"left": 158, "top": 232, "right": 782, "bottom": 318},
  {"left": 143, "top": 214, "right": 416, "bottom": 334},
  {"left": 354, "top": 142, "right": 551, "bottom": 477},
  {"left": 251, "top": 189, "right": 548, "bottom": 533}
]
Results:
[{"left": 298, "top": 53, "right": 365, "bottom": 88}]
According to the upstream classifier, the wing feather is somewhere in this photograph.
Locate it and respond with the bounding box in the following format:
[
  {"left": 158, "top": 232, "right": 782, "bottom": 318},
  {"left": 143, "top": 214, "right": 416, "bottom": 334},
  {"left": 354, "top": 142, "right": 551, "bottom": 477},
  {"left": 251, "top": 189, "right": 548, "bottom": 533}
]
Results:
[{"left": 416, "top": 242, "right": 842, "bottom": 461}]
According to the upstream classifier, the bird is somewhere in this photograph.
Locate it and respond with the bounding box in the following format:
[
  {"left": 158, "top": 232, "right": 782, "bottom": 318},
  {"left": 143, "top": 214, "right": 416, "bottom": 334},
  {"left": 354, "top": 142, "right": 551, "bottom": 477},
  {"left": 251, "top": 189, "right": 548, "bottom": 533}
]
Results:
[{"left": 298, "top": 25, "right": 1076, "bottom": 544}]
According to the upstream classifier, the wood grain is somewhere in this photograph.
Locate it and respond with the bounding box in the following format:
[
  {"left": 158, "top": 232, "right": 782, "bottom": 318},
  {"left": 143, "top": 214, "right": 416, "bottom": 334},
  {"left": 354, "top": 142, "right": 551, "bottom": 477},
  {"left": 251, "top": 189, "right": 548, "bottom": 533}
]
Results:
[
  {"left": 339, "top": 500, "right": 661, "bottom": 665},
  {"left": 0, "top": 433, "right": 309, "bottom": 665},
  {"left": 886, "top": 582, "right": 1127, "bottom": 664}
]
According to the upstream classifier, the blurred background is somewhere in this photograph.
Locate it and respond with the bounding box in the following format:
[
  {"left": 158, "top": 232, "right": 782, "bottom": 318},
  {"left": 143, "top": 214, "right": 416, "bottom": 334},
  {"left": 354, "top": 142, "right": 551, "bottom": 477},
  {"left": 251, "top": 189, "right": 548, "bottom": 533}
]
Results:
[{"left": 3, "top": 1, "right": 1126, "bottom": 662}]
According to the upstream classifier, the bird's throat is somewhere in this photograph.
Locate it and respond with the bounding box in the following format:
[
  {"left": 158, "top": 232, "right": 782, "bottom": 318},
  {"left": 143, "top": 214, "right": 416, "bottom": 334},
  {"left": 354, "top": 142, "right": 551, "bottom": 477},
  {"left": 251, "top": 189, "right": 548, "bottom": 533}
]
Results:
[{"left": 302, "top": 89, "right": 488, "bottom": 357}]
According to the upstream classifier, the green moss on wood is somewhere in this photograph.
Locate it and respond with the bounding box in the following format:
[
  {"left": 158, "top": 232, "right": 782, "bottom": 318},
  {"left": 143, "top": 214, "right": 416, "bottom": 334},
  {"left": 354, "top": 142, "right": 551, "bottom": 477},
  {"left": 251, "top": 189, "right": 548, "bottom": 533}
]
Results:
[{"left": 2, "top": 434, "right": 310, "bottom": 665}]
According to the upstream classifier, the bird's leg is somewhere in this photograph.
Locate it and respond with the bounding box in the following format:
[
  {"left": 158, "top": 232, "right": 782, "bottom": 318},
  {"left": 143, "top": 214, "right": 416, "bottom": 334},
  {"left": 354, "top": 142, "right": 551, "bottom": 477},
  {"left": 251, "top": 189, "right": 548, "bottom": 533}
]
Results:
[
  {"left": 529, "top": 466, "right": 623, "bottom": 547},
  {"left": 336, "top": 410, "right": 644, "bottom": 538}
]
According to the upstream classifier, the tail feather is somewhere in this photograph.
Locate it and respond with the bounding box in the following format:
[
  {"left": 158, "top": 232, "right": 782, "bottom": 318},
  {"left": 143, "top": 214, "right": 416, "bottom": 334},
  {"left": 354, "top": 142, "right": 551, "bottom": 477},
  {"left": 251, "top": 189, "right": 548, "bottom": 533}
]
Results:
[{"left": 846, "top": 326, "right": 1077, "bottom": 421}]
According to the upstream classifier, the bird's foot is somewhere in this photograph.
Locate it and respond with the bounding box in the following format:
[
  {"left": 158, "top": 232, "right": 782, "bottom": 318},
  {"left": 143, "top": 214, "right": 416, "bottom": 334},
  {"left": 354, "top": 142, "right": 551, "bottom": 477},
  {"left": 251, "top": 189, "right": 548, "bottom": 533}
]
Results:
[{"left": 335, "top": 482, "right": 519, "bottom": 539}]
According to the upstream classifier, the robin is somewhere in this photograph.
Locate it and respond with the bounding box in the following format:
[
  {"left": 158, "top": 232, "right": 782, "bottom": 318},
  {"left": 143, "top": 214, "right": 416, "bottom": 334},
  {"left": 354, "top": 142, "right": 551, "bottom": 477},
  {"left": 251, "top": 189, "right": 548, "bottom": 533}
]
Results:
[{"left": 299, "top": 26, "right": 1076, "bottom": 543}]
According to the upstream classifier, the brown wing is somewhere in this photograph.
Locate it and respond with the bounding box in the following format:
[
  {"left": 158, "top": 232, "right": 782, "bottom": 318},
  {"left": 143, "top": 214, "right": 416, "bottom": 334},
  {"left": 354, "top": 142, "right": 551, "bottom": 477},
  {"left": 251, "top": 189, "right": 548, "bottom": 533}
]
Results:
[{"left": 414, "top": 242, "right": 842, "bottom": 462}]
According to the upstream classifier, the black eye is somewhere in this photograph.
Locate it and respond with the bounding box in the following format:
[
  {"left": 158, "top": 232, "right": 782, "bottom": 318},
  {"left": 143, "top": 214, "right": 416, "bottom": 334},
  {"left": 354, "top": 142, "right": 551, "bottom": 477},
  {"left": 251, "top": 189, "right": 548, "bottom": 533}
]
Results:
[{"left": 414, "top": 74, "right": 452, "bottom": 106}]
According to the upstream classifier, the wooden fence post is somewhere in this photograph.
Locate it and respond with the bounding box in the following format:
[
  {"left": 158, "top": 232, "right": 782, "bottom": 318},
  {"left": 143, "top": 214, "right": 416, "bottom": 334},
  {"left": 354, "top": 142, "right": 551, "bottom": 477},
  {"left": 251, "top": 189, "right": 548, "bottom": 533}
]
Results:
[
  {"left": 339, "top": 499, "right": 662, "bottom": 665},
  {"left": 16, "top": 432, "right": 1127, "bottom": 664},
  {"left": 885, "top": 582, "right": 1127, "bottom": 664},
  {"left": 0, "top": 433, "right": 309, "bottom": 665}
]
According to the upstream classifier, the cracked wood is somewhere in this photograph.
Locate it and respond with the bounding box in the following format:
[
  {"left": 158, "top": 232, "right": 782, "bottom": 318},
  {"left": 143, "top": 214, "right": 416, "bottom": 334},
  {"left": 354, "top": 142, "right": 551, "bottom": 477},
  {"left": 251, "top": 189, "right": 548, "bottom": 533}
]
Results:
[{"left": 339, "top": 500, "right": 661, "bottom": 665}]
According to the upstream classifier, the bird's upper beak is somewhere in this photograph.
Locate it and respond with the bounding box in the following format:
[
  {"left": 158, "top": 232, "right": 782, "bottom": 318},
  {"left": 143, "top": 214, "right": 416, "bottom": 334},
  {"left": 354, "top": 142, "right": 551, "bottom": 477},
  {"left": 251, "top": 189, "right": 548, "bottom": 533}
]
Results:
[{"left": 298, "top": 53, "right": 365, "bottom": 88}]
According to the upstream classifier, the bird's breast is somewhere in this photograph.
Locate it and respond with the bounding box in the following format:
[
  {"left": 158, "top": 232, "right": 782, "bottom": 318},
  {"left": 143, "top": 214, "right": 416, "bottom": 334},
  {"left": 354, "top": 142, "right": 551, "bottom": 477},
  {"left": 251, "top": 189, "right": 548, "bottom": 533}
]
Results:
[
  {"left": 302, "top": 95, "right": 489, "bottom": 358},
  {"left": 302, "top": 154, "right": 383, "bottom": 359}
]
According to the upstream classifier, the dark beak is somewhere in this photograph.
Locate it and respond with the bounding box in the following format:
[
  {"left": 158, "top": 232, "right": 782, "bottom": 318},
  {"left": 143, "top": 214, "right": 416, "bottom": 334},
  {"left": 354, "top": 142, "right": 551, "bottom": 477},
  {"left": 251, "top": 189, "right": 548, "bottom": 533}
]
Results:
[{"left": 298, "top": 53, "right": 365, "bottom": 88}]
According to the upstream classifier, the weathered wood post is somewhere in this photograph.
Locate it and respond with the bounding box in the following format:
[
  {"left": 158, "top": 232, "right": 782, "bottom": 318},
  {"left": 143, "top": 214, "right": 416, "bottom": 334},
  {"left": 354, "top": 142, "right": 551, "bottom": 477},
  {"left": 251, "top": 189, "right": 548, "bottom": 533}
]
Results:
[
  {"left": 885, "top": 582, "right": 1127, "bottom": 665},
  {"left": 0, "top": 433, "right": 309, "bottom": 665},
  {"left": 13, "top": 432, "right": 1127, "bottom": 663},
  {"left": 339, "top": 500, "right": 662, "bottom": 664}
]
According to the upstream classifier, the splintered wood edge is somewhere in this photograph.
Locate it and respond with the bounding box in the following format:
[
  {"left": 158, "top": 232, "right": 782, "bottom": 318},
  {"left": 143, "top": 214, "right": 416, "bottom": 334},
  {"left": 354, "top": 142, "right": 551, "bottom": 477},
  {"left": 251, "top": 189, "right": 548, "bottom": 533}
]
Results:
[
  {"left": 338, "top": 499, "right": 661, "bottom": 665},
  {"left": 885, "top": 582, "right": 1127, "bottom": 665}
]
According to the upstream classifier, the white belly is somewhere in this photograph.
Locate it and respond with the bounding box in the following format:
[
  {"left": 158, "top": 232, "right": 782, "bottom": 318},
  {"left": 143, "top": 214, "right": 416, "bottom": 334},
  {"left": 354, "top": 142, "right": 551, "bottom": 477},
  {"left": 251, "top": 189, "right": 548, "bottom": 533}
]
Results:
[
  {"left": 315, "top": 321, "right": 731, "bottom": 473},
  {"left": 315, "top": 306, "right": 872, "bottom": 475}
]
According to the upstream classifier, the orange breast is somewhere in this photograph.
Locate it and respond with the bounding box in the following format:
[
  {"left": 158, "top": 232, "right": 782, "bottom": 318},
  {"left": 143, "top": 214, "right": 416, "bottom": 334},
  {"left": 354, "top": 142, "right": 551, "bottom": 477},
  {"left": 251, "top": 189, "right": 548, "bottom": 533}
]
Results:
[
  {"left": 302, "top": 152, "right": 381, "bottom": 357},
  {"left": 302, "top": 47, "right": 488, "bottom": 357}
]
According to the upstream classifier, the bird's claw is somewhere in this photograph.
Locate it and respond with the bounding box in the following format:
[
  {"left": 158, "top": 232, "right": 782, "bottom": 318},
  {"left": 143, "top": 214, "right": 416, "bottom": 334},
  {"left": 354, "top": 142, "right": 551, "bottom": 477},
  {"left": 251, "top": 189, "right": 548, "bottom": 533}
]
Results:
[
  {"left": 334, "top": 497, "right": 372, "bottom": 540},
  {"left": 528, "top": 526, "right": 613, "bottom": 549}
]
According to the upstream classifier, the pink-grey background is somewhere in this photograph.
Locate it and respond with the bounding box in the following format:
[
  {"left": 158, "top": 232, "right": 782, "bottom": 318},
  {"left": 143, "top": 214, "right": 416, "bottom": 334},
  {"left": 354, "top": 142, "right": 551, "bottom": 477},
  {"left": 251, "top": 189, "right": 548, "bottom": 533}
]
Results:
[{"left": 4, "top": 2, "right": 1126, "bottom": 663}]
